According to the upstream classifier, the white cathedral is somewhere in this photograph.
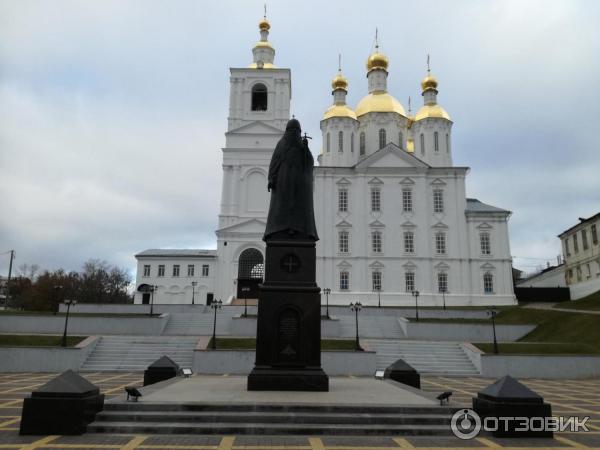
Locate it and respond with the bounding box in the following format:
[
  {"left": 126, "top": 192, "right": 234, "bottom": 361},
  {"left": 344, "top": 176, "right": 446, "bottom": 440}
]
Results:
[{"left": 134, "top": 16, "right": 516, "bottom": 307}]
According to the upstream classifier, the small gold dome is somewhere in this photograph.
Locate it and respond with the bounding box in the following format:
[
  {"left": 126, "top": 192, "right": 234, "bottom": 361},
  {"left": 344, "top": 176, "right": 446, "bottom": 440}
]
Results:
[
  {"left": 259, "top": 18, "right": 270, "bottom": 31},
  {"left": 414, "top": 104, "right": 451, "bottom": 121},
  {"left": 366, "top": 50, "right": 389, "bottom": 72},
  {"left": 322, "top": 104, "right": 357, "bottom": 121},
  {"left": 331, "top": 73, "right": 348, "bottom": 91},
  {"left": 421, "top": 73, "right": 438, "bottom": 92},
  {"left": 355, "top": 92, "right": 406, "bottom": 117}
]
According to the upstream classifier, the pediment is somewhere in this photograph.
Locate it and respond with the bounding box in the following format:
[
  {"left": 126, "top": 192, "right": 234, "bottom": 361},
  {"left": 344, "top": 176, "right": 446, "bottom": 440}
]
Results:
[
  {"left": 355, "top": 144, "right": 430, "bottom": 170},
  {"left": 337, "top": 260, "right": 352, "bottom": 268},
  {"left": 399, "top": 177, "right": 415, "bottom": 185},
  {"left": 369, "top": 260, "right": 385, "bottom": 268},
  {"left": 216, "top": 218, "right": 267, "bottom": 234},
  {"left": 367, "top": 176, "right": 384, "bottom": 185},
  {"left": 430, "top": 178, "right": 447, "bottom": 186},
  {"left": 401, "top": 220, "right": 417, "bottom": 228},
  {"left": 431, "top": 221, "right": 449, "bottom": 229},
  {"left": 369, "top": 220, "right": 385, "bottom": 228},
  {"left": 402, "top": 261, "right": 417, "bottom": 269},
  {"left": 434, "top": 261, "right": 450, "bottom": 270},
  {"left": 476, "top": 222, "right": 494, "bottom": 230},
  {"left": 481, "top": 262, "right": 496, "bottom": 270},
  {"left": 336, "top": 177, "right": 352, "bottom": 185},
  {"left": 336, "top": 220, "right": 352, "bottom": 228},
  {"left": 226, "top": 120, "right": 284, "bottom": 136}
]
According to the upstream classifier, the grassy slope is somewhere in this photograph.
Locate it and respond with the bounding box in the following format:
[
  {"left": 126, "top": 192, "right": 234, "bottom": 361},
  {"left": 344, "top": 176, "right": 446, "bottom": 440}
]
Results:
[
  {"left": 207, "top": 337, "right": 357, "bottom": 351},
  {"left": 0, "top": 335, "right": 87, "bottom": 347},
  {"left": 555, "top": 289, "right": 600, "bottom": 311}
]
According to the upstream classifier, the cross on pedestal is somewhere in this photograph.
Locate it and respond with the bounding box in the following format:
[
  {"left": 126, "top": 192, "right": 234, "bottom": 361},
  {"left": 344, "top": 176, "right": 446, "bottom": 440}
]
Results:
[{"left": 283, "top": 255, "right": 299, "bottom": 273}]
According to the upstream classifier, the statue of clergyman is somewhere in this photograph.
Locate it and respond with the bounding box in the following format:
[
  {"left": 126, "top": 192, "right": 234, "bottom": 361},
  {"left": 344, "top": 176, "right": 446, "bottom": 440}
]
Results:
[{"left": 264, "top": 118, "right": 319, "bottom": 241}]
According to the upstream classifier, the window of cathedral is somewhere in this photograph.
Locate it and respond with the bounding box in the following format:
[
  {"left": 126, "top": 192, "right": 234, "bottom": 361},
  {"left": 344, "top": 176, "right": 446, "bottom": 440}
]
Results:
[
  {"left": 338, "top": 188, "right": 348, "bottom": 212},
  {"left": 251, "top": 83, "right": 268, "bottom": 111},
  {"left": 433, "top": 189, "right": 444, "bottom": 213},
  {"left": 338, "top": 131, "right": 343, "bottom": 153},
  {"left": 360, "top": 132, "right": 366, "bottom": 155},
  {"left": 143, "top": 265, "right": 150, "bottom": 277},
  {"left": 371, "top": 230, "right": 383, "bottom": 254},
  {"left": 405, "top": 272, "right": 415, "bottom": 292},
  {"left": 326, "top": 132, "right": 331, "bottom": 152},
  {"left": 202, "top": 264, "right": 209, "bottom": 277},
  {"left": 399, "top": 132, "right": 404, "bottom": 149},
  {"left": 582, "top": 229, "right": 589, "bottom": 250},
  {"left": 434, "top": 131, "right": 439, "bottom": 152},
  {"left": 340, "top": 271, "right": 349, "bottom": 290},
  {"left": 371, "top": 188, "right": 381, "bottom": 212},
  {"left": 420, "top": 133, "right": 425, "bottom": 155},
  {"left": 592, "top": 224, "right": 598, "bottom": 245},
  {"left": 483, "top": 272, "right": 494, "bottom": 294},
  {"left": 378, "top": 128, "right": 386, "bottom": 149},
  {"left": 158, "top": 265, "right": 165, "bottom": 277},
  {"left": 187, "top": 264, "right": 195, "bottom": 277},
  {"left": 480, "top": 233, "right": 491, "bottom": 255},
  {"left": 435, "top": 232, "right": 446, "bottom": 255},
  {"left": 402, "top": 189, "right": 413, "bottom": 212},
  {"left": 404, "top": 231, "right": 415, "bottom": 253},
  {"left": 446, "top": 133, "right": 450, "bottom": 153},
  {"left": 338, "top": 230, "right": 349, "bottom": 254},
  {"left": 574, "top": 234, "right": 579, "bottom": 253},
  {"left": 372, "top": 270, "right": 382, "bottom": 291},
  {"left": 351, "top": 133, "right": 354, "bottom": 153},
  {"left": 576, "top": 265, "right": 582, "bottom": 281},
  {"left": 173, "top": 265, "right": 180, "bottom": 277},
  {"left": 438, "top": 272, "right": 448, "bottom": 293}
]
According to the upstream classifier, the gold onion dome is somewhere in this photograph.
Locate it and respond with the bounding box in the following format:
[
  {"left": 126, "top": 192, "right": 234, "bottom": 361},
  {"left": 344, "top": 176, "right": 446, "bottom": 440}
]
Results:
[
  {"left": 421, "top": 73, "right": 438, "bottom": 91},
  {"left": 366, "top": 50, "right": 389, "bottom": 72},
  {"left": 259, "top": 17, "right": 270, "bottom": 31},
  {"left": 331, "top": 72, "right": 349, "bottom": 91},
  {"left": 355, "top": 92, "right": 406, "bottom": 117},
  {"left": 415, "top": 104, "right": 451, "bottom": 121},
  {"left": 323, "top": 104, "right": 357, "bottom": 120}
]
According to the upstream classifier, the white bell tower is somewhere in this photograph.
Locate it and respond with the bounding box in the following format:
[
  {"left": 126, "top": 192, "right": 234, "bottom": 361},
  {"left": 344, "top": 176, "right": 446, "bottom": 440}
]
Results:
[{"left": 215, "top": 14, "right": 292, "bottom": 303}]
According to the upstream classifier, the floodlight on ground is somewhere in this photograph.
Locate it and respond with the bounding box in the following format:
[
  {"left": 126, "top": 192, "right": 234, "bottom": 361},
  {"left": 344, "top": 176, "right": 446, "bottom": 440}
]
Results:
[
  {"left": 125, "top": 386, "right": 142, "bottom": 402},
  {"left": 374, "top": 370, "right": 385, "bottom": 380},
  {"left": 436, "top": 391, "right": 452, "bottom": 405},
  {"left": 181, "top": 368, "right": 193, "bottom": 377}
]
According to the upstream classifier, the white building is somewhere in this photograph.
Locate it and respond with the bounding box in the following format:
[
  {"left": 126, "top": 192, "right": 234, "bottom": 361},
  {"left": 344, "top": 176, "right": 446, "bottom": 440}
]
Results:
[{"left": 134, "top": 16, "right": 516, "bottom": 307}]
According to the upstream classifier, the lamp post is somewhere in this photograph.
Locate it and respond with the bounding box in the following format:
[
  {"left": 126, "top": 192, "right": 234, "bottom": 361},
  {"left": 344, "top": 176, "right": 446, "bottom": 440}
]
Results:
[
  {"left": 442, "top": 287, "right": 447, "bottom": 310},
  {"left": 323, "top": 288, "right": 331, "bottom": 319},
  {"left": 191, "top": 281, "right": 197, "bottom": 305},
  {"left": 61, "top": 299, "right": 77, "bottom": 347},
  {"left": 487, "top": 306, "right": 499, "bottom": 354},
  {"left": 412, "top": 290, "right": 420, "bottom": 322},
  {"left": 241, "top": 286, "right": 250, "bottom": 317},
  {"left": 350, "top": 301, "right": 362, "bottom": 351},
  {"left": 52, "top": 285, "right": 63, "bottom": 315},
  {"left": 149, "top": 285, "right": 157, "bottom": 316},
  {"left": 211, "top": 299, "right": 223, "bottom": 349},
  {"left": 374, "top": 285, "right": 381, "bottom": 308}
]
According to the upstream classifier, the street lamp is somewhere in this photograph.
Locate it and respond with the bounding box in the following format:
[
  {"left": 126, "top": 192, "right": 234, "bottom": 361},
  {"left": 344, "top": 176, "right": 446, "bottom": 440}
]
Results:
[
  {"left": 191, "top": 281, "right": 197, "bottom": 305},
  {"left": 241, "top": 286, "right": 250, "bottom": 317},
  {"left": 211, "top": 299, "right": 223, "bottom": 349},
  {"left": 442, "top": 287, "right": 447, "bottom": 310},
  {"left": 487, "top": 306, "right": 499, "bottom": 354},
  {"left": 52, "top": 285, "right": 63, "bottom": 315},
  {"left": 374, "top": 285, "right": 381, "bottom": 308},
  {"left": 61, "top": 299, "right": 77, "bottom": 347},
  {"left": 349, "top": 301, "right": 363, "bottom": 351},
  {"left": 412, "top": 290, "right": 420, "bottom": 322},
  {"left": 149, "top": 285, "right": 157, "bottom": 316},
  {"left": 323, "top": 288, "right": 331, "bottom": 318}
]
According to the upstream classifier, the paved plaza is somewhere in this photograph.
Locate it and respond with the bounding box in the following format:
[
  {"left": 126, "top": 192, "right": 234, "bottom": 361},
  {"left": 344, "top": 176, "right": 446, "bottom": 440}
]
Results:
[{"left": 0, "top": 372, "right": 599, "bottom": 449}]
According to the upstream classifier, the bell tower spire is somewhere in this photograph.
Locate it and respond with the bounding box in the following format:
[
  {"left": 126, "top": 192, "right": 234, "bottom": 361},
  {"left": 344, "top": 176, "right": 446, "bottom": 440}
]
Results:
[{"left": 250, "top": 6, "right": 276, "bottom": 69}]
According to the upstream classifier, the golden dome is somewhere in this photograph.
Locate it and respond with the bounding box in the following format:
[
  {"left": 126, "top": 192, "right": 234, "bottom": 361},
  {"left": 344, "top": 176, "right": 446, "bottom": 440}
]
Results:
[
  {"left": 259, "top": 18, "right": 270, "bottom": 31},
  {"left": 355, "top": 92, "right": 406, "bottom": 117},
  {"left": 421, "top": 73, "right": 438, "bottom": 92},
  {"left": 331, "top": 73, "right": 348, "bottom": 92},
  {"left": 322, "top": 104, "right": 357, "bottom": 121},
  {"left": 366, "top": 50, "right": 389, "bottom": 72},
  {"left": 414, "top": 104, "right": 451, "bottom": 121},
  {"left": 253, "top": 41, "right": 273, "bottom": 49}
]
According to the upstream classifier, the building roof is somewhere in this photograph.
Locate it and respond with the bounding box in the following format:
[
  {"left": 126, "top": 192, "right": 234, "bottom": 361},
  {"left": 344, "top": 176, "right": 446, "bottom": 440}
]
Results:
[
  {"left": 135, "top": 249, "right": 217, "bottom": 258},
  {"left": 558, "top": 211, "right": 600, "bottom": 237},
  {"left": 465, "top": 198, "right": 510, "bottom": 214}
]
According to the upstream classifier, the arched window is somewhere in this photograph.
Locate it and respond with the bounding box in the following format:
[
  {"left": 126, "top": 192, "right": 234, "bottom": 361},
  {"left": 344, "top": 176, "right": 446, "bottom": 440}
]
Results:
[
  {"left": 378, "top": 128, "right": 386, "bottom": 149},
  {"left": 238, "top": 248, "right": 264, "bottom": 280},
  {"left": 399, "top": 132, "right": 404, "bottom": 149},
  {"left": 326, "top": 132, "right": 331, "bottom": 153},
  {"left": 446, "top": 133, "right": 450, "bottom": 153},
  {"left": 434, "top": 131, "right": 439, "bottom": 152},
  {"left": 351, "top": 133, "right": 354, "bottom": 153},
  {"left": 420, "top": 133, "right": 425, "bottom": 155},
  {"left": 251, "top": 83, "right": 268, "bottom": 111},
  {"left": 338, "top": 131, "right": 343, "bottom": 153},
  {"left": 483, "top": 272, "right": 494, "bottom": 294},
  {"left": 359, "top": 132, "right": 366, "bottom": 155}
]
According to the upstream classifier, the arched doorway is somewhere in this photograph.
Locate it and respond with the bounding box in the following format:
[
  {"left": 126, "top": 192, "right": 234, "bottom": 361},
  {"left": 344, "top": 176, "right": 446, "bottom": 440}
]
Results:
[{"left": 237, "top": 248, "right": 264, "bottom": 298}]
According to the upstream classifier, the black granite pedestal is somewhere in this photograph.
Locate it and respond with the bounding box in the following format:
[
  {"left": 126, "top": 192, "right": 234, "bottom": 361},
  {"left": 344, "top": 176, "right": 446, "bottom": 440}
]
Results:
[
  {"left": 20, "top": 370, "right": 104, "bottom": 435},
  {"left": 473, "top": 375, "right": 552, "bottom": 438},
  {"left": 248, "top": 238, "right": 329, "bottom": 391},
  {"left": 384, "top": 359, "right": 421, "bottom": 389},
  {"left": 143, "top": 355, "right": 180, "bottom": 386}
]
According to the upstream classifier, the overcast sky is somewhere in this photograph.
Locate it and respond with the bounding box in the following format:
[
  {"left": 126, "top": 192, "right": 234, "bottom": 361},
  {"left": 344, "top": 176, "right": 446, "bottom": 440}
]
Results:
[{"left": 1, "top": 0, "right": 599, "bottom": 279}]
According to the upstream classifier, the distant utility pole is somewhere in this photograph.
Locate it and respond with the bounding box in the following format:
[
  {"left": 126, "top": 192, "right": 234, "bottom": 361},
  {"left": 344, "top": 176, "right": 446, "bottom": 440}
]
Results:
[{"left": 5, "top": 250, "right": 15, "bottom": 308}]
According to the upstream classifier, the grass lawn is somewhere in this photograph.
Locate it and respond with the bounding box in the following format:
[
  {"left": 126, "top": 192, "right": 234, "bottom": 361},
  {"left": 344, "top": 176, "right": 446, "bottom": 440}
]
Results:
[
  {"left": 474, "top": 342, "right": 598, "bottom": 355},
  {"left": 207, "top": 337, "right": 358, "bottom": 351},
  {"left": 0, "top": 334, "right": 87, "bottom": 347},
  {"left": 407, "top": 318, "right": 489, "bottom": 324},
  {"left": 554, "top": 289, "right": 600, "bottom": 311}
]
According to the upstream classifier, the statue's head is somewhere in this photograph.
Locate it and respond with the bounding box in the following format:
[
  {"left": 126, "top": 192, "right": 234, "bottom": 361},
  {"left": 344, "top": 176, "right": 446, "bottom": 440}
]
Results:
[{"left": 286, "top": 118, "right": 301, "bottom": 132}]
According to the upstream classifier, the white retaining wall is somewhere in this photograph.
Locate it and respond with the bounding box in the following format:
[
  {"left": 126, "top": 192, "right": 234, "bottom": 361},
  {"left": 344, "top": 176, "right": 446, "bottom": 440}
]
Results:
[
  {"left": 569, "top": 278, "right": 600, "bottom": 300},
  {"left": 397, "top": 318, "right": 535, "bottom": 342},
  {"left": 230, "top": 316, "right": 342, "bottom": 338}
]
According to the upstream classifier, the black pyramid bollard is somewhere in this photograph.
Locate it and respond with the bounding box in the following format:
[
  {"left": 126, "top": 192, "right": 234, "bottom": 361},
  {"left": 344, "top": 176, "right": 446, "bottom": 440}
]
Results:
[
  {"left": 473, "top": 375, "right": 553, "bottom": 437},
  {"left": 383, "top": 359, "right": 421, "bottom": 389},
  {"left": 143, "top": 355, "right": 180, "bottom": 386},
  {"left": 20, "top": 370, "right": 104, "bottom": 435}
]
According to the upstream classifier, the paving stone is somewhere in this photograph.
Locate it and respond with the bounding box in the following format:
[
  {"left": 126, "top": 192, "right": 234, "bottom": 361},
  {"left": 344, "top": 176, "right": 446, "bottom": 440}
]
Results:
[
  {"left": 53, "top": 434, "right": 133, "bottom": 444},
  {"left": 321, "top": 436, "right": 396, "bottom": 446},
  {"left": 144, "top": 434, "right": 223, "bottom": 445}
]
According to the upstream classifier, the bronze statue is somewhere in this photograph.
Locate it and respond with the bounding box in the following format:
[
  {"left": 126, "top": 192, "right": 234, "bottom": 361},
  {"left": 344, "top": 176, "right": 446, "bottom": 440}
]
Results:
[{"left": 264, "top": 118, "right": 319, "bottom": 241}]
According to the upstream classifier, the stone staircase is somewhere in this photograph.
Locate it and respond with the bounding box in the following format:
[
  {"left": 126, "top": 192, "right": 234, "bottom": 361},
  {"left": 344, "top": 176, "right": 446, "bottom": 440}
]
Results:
[
  {"left": 89, "top": 402, "right": 457, "bottom": 436},
  {"left": 162, "top": 313, "right": 220, "bottom": 336},
  {"left": 364, "top": 339, "right": 479, "bottom": 376},
  {"left": 80, "top": 336, "right": 197, "bottom": 372},
  {"left": 337, "top": 315, "right": 405, "bottom": 339}
]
